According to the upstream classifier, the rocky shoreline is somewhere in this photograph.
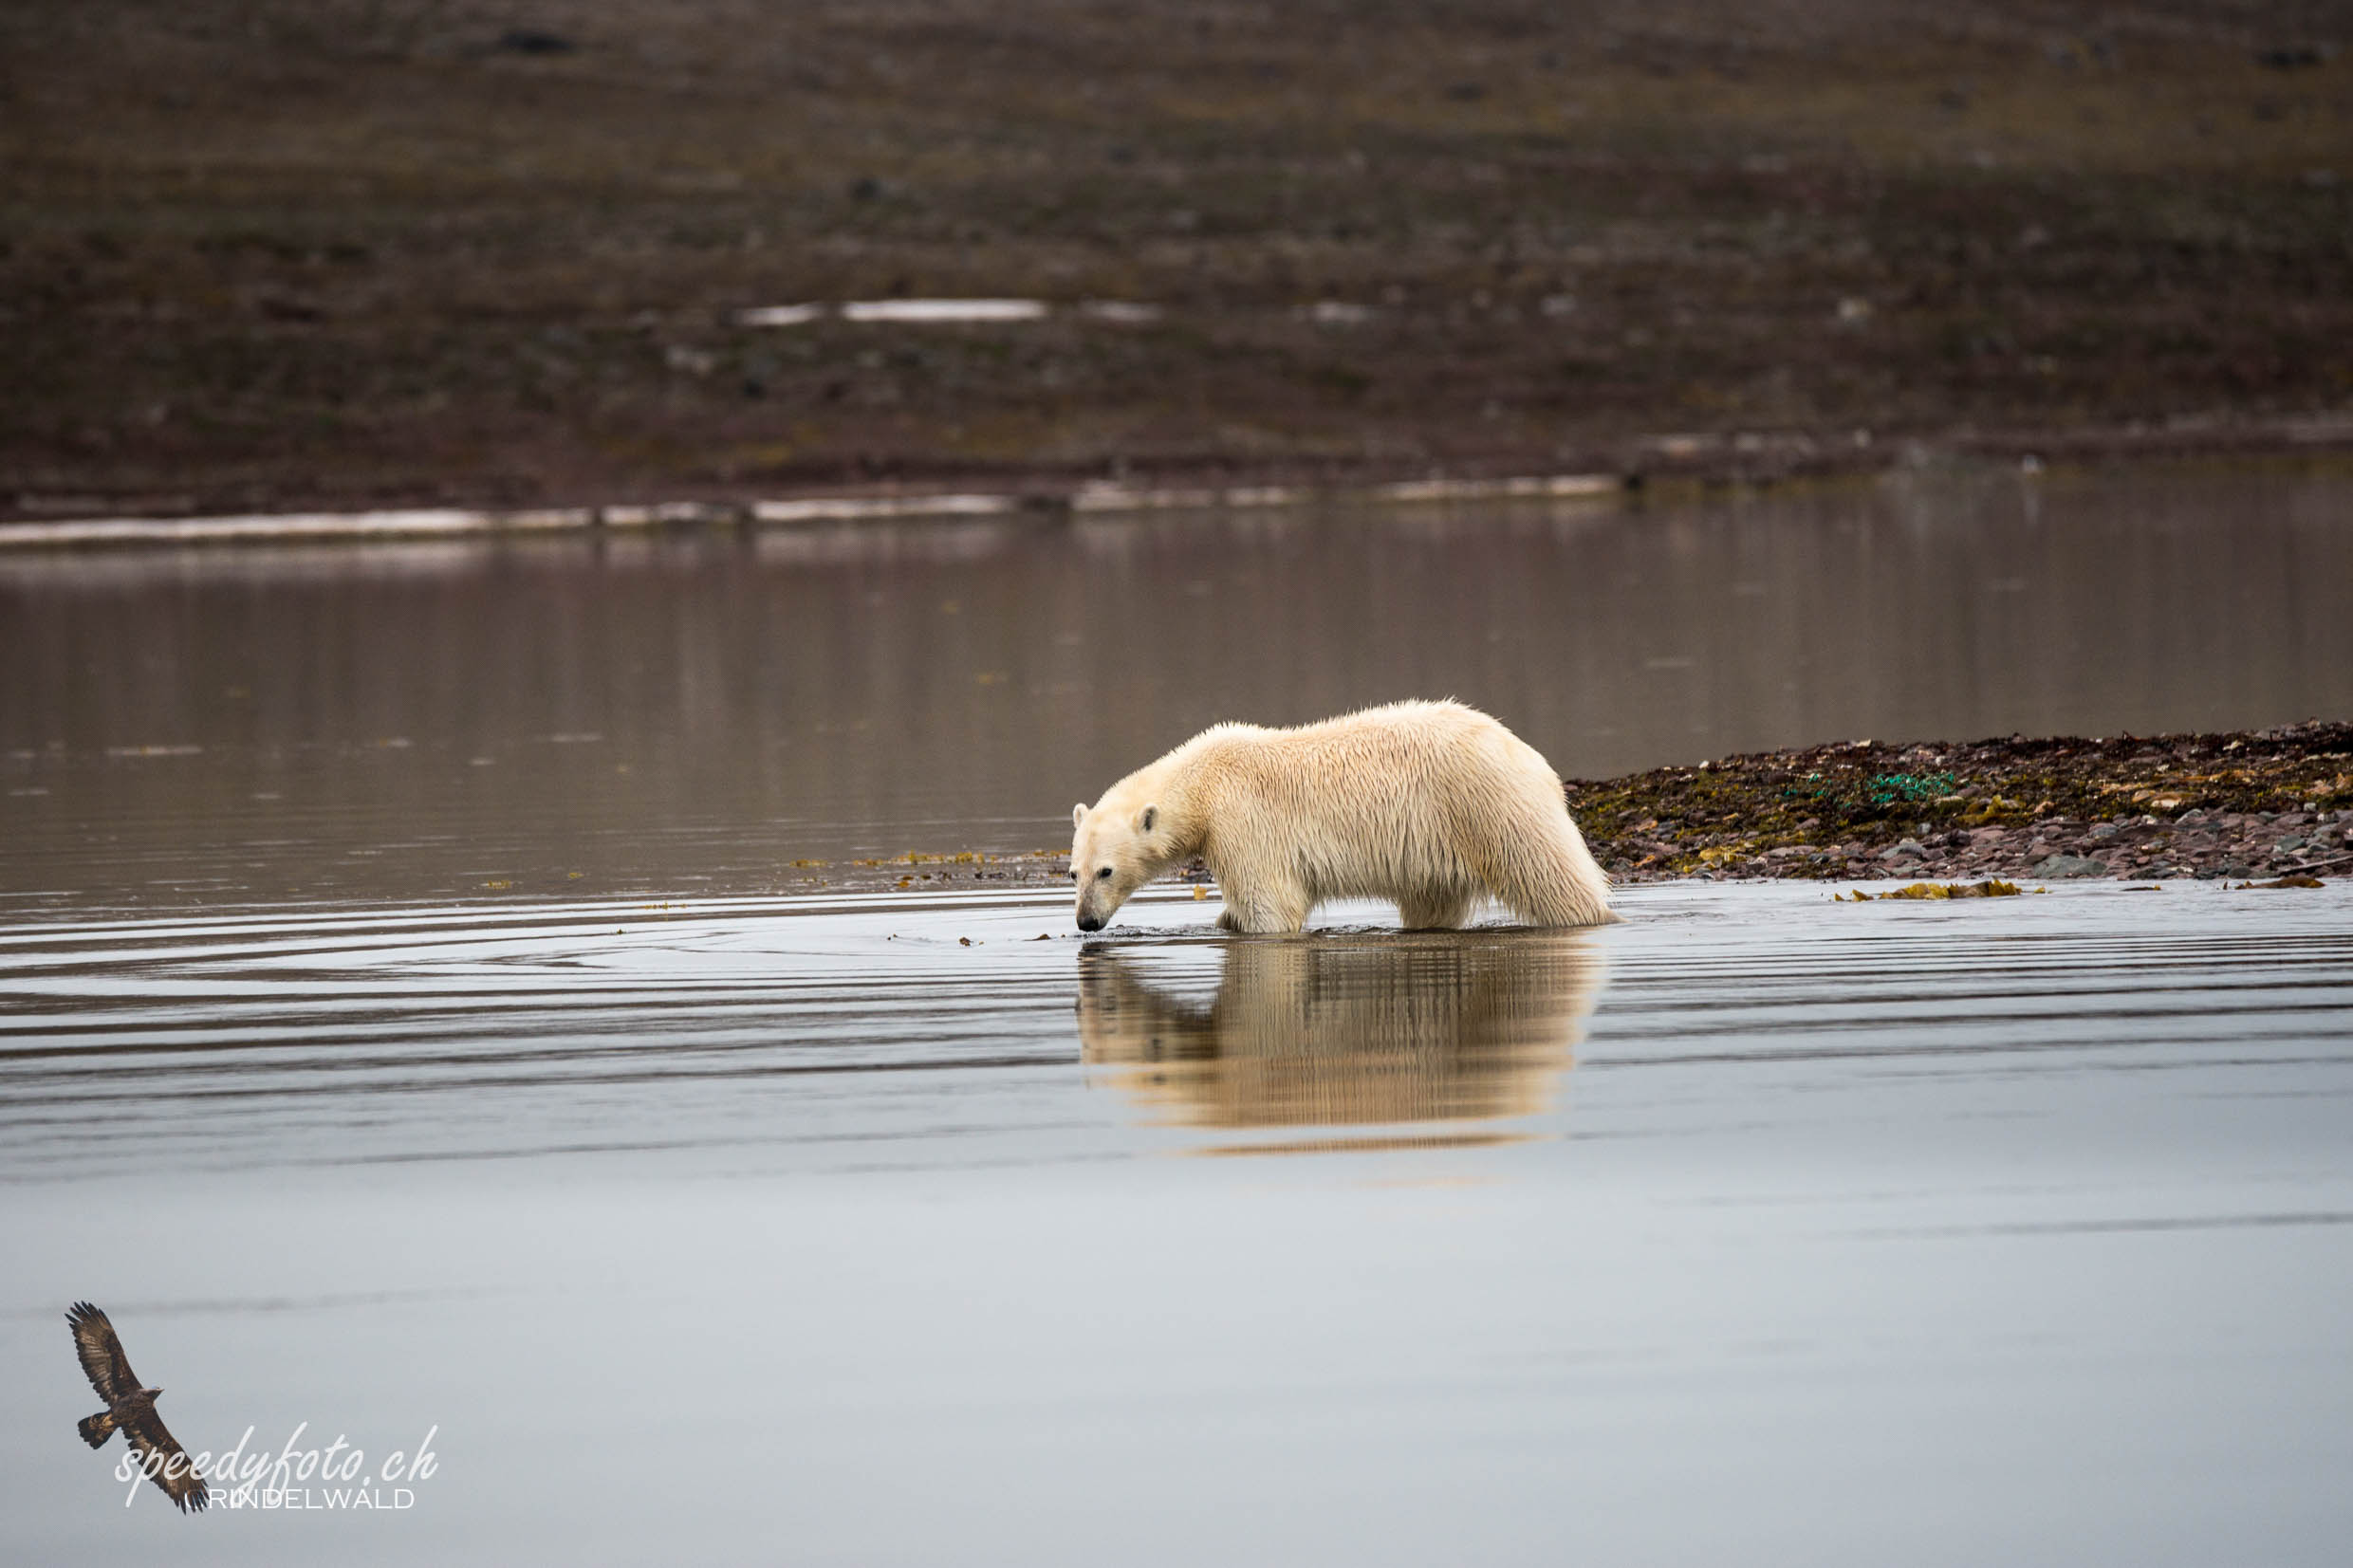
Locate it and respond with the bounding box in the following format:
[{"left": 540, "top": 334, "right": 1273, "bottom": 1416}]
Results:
[
  {"left": 796, "top": 722, "right": 2349, "bottom": 898},
  {"left": 1567, "top": 720, "right": 2352, "bottom": 886}
]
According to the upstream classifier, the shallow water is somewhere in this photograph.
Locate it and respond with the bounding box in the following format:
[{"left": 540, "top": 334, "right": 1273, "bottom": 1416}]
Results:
[
  {"left": 6, "top": 466, "right": 2352, "bottom": 1557},
  {"left": 5, "top": 881, "right": 2350, "bottom": 1561},
  {"left": 5, "top": 463, "right": 2351, "bottom": 909}
]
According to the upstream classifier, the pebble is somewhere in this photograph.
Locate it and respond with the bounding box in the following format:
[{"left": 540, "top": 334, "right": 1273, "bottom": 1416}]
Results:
[{"left": 2033, "top": 853, "right": 2107, "bottom": 879}]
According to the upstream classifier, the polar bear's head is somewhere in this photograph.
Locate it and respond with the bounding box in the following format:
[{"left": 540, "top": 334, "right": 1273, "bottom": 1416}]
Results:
[{"left": 1069, "top": 792, "right": 1177, "bottom": 932}]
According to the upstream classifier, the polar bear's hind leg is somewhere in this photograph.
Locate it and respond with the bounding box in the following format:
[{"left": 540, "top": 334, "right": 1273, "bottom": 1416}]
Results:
[{"left": 1488, "top": 814, "right": 1615, "bottom": 927}]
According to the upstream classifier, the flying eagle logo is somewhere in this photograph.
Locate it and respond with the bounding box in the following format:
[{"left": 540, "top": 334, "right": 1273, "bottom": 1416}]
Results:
[{"left": 67, "top": 1301, "right": 209, "bottom": 1513}]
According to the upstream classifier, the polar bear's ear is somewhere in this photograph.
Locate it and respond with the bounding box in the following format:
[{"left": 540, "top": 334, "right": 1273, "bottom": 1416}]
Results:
[
  {"left": 1138, "top": 804, "right": 1158, "bottom": 835},
  {"left": 1072, "top": 802, "right": 1088, "bottom": 828}
]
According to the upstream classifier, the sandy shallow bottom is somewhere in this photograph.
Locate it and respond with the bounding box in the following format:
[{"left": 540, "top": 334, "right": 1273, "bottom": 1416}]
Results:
[{"left": 4, "top": 880, "right": 2350, "bottom": 1561}]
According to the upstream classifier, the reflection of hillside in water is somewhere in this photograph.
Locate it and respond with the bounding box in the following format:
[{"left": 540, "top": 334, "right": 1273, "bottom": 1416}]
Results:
[{"left": 1078, "top": 934, "right": 1603, "bottom": 1145}]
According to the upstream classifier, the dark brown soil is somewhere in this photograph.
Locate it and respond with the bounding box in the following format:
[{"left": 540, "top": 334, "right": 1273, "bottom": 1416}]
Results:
[
  {"left": 1567, "top": 719, "right": 2353, "bottom": 882},
  {"left": 6, "top": 2, "right": 2352, "bottom": 518}
]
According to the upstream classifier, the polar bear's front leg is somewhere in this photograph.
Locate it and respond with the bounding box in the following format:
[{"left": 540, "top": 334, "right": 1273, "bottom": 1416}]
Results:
[
  {"left": 1211, "top": 869, "right": 1311, "bottom": 934},
  {"left": 1397, "top": 888, "right": 1476, "bottom": 930}
]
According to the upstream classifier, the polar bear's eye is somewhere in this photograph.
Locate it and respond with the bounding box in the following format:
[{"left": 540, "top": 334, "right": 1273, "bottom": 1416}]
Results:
[{"left": 1096, "top": 866, "right": 1113, "bottom": 879}]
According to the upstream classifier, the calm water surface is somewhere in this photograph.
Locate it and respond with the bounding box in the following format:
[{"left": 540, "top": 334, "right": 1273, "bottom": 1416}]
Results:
[
  {"left": 4, "top": 464, "right": 2349, "bottom": 907},
  {"left": 3, "top": 466, "right": 2350, "bottom": 1559},
  {"left": 2, "top": 882, "right": 2349, "bottom": 1561}
]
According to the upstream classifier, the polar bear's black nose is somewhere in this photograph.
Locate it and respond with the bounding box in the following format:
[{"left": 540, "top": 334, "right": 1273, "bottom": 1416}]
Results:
[{"left": 1077, "top": 914, "right": 1102, "bottom": 932}]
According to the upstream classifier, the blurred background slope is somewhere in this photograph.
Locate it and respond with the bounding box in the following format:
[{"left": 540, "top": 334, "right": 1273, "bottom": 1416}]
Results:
[{"left": 3, "top": 1, "right": 2348, "bottom": 514}]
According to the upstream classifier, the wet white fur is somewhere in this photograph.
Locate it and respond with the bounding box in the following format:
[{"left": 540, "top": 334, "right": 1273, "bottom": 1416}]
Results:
[{"left": 1070, "top": 700, "right": 1616, "bottom": 933}]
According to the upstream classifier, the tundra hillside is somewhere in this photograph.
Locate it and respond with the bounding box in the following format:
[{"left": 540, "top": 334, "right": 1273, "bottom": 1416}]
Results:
[{"left": 4, "top": 0, "right": 2350, "bottom": 518}]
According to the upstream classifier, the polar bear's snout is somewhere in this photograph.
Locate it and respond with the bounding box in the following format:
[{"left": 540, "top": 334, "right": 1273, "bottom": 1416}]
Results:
[{"left": 1074, "top": 864, "right": 1121, "bottom": 930}]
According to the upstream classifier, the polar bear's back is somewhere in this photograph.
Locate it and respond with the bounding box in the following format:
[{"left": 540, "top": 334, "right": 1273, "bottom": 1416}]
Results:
[
  {"left": 1191, "top": 700, "right": 1611, "bottom": 925},
  {"left": 1205, "top": 699, "right": 1556, "bottom": 820}
]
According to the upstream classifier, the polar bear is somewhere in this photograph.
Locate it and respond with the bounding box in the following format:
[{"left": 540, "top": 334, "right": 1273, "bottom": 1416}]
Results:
[{"left": 1068, "top": 699, "right": 1615, "bottom": 933}]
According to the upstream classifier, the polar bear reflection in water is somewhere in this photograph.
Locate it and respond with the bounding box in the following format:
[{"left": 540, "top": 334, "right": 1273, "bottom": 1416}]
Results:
[{"left": 1077, "top": 932, "right": 1604, "bottom": 1144}]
